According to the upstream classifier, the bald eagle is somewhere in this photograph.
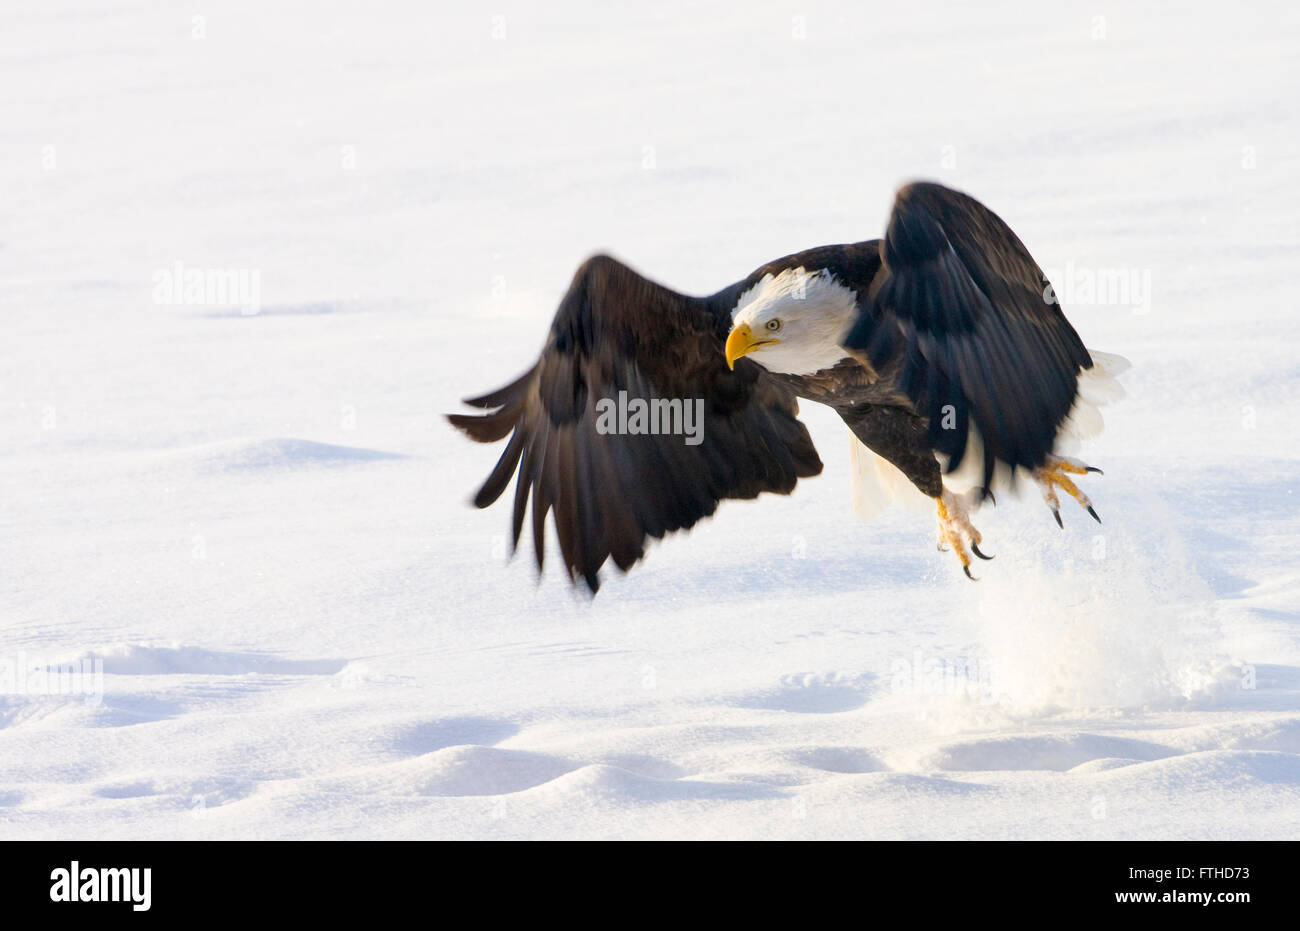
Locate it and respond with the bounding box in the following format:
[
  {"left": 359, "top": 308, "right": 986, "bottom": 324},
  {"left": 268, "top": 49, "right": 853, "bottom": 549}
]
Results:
[{"left": 449, "top": 181, "right": 1125, "bottom": 591}]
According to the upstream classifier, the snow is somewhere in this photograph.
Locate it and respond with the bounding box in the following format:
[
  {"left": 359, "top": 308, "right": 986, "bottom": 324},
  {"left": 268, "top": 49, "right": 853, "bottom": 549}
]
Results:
[{"left": 2, "top": 0, "right": 1298, "bottom": 839}]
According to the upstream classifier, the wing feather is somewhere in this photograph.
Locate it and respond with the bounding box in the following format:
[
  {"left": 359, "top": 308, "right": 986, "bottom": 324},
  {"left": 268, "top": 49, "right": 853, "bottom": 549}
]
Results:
[
  {"left": 449, "top": 254, "right": 822, "bottom": 592},
  {"left": 844, "top": 181, "right": 1092, "bottom": 485}
]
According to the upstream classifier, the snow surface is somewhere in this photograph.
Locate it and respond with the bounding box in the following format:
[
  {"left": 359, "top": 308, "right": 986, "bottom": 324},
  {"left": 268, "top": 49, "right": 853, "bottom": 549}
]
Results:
[{"left": 2, "top": 0, "right": 1298, "bottom": 839}]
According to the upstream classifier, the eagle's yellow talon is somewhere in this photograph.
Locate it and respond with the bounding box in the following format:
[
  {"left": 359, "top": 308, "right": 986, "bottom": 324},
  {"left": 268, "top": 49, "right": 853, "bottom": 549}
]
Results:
[
  {"left": 1035, "top": 457, "right": 1103, "bottom": 527},
  {"left": 936, "top": 491, "right": 984, "bottom": 579}
]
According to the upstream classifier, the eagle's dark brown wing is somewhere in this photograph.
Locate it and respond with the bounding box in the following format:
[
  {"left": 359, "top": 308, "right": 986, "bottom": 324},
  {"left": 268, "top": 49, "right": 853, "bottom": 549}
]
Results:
[
  {"left": 448, "top": 254, "right": 822, "bottom": 592},
  {"left": 844, "top": 181, "right": 1092, "bottom": 487}
]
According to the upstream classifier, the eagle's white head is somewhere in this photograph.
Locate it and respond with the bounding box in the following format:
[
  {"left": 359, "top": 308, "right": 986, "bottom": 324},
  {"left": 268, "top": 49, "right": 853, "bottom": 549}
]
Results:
[{"left": 725, "top": 267, "right": 858, "bottom": 376}]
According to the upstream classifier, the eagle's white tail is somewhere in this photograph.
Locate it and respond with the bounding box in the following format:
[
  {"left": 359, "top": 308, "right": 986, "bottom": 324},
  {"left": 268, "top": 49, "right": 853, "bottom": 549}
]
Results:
[
  {"left": 849, "top": 350, "right": 1130, "bottom": 521},
  {"left": 849, "top": 436, "right": 933, "bottom": 519},
  {"left": 1058, "top": 350, "right": 1130, "bottom": 446}
]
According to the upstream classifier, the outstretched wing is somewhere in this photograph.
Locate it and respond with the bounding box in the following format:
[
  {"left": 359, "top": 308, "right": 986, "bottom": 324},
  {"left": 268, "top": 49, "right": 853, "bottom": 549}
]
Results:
[
  {"left": 844, "top": 181, "right": 1092, "bottom": 487},
  {"left": 448, "top": 254, "right": 822, "bottom": 592}
]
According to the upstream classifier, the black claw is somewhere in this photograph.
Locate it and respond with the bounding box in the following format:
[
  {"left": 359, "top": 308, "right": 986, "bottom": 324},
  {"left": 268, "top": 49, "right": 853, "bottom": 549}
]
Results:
[
  {"left": 984, "top": 488, "right": 997, "bottom": 506},
  {"left": 963, "top": 565, "right": 978, "bottom": 581},
  {"left": 1087, "top": 506, "right": 1102, "bottom": 524},
  {"left": 1086, "top": 466, "right": 1104, "bottom": 475},
  {"left": 971, "top": 543, "right": 994, "bottom": 561},
  {"left": 1053, "top": 509, "right": 1064, "bottom": 529}
]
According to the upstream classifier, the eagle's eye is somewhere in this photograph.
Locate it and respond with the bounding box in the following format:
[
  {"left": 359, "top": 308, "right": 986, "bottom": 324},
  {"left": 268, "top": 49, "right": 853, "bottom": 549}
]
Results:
[{"left": 766, "top": 319, "right": 781, "bottom": 332}]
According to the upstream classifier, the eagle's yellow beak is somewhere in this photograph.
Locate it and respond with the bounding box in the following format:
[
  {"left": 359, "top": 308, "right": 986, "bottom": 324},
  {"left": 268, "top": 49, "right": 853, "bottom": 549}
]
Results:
[{"left": 724, "top": 323, "right": 777, "bottom": 370}]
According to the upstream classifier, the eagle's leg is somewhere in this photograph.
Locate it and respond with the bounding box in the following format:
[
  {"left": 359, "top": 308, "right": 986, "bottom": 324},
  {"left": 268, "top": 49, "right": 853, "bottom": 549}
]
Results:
[
  {"left": 935, "top": 489, "right": 992, "bottom": 580},
  {"left": 1034, "top": 455, "right": 1103, "bottom": 527},
  {"left": 838, "top": 403, "right": 990, "bottom": 580}
]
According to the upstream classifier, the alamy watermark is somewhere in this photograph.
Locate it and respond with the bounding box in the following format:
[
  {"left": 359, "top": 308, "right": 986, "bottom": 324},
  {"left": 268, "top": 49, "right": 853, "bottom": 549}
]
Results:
[
  {"left": 889, "top": 650, "right": 999, "bottom": 704},
  {"left": 50, "top": 861, "right": 151, "bottom": 911},
  {"left": 594, "top": 391, "right": 705, "bottom": 446},
  {"left": 1043, "top": 261, "right": 1152, "bottom": 315},
  {"left": 0, "top": 652, "right": 103, "bottom": 705},
  {"left": 152, "top": 262, "right": 262, "bottom": 315}
]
